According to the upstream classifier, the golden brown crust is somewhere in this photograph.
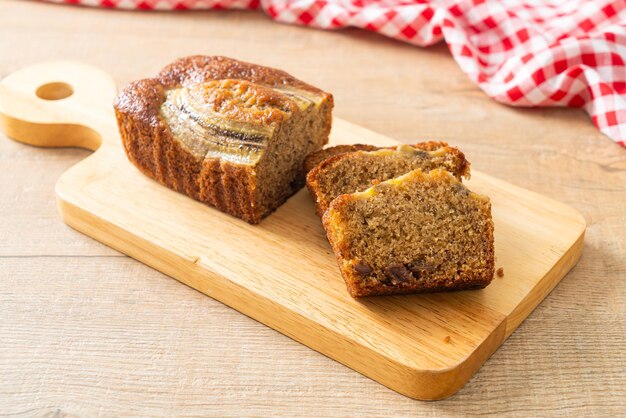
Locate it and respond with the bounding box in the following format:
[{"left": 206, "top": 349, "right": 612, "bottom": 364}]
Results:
[
  {"left": 405, "top": 141, "right": 450, "bottom": 152},
  {"left": 114, "top": 56, "right": 333, "bottom": 224},
  {"left": 158, "top": 55, "right": 328, "bottom": 94},
  {"left": 182, "top": 79, "right": 299, "bottom": 126},
  {"left": 306, "top": 142, "right": 470, "bottom": 217},
  {"left": 115, "top": 55, "right": 331, "bottom": 135}
]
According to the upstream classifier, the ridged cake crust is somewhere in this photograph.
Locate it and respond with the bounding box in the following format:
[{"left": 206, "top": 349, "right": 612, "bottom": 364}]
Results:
[
  {"left": 114, "top": 55, "right": 333, "bottom": 223},
  {"left": 322, "top": 168, "right": 495, "bottom": 297}
]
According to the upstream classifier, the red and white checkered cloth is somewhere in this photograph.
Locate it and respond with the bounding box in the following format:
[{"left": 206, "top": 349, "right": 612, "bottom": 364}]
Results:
[{"left": 43, "top": 0, "right": 626, "bottom": 147}]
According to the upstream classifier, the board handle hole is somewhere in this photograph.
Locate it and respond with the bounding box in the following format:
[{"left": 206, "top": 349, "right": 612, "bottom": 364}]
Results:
[{"left": 36, "top": 82, "right": 74, "bottom": 101}]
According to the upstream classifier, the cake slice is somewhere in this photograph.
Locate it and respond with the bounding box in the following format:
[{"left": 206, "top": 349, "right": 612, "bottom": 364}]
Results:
[
  {"left": 306, "top": 143, "right": 470, "bottom": 217},
  {"left": 322, "top": 168, "right": 494, "bottom": 297},
  {"left": 114, "top": 56, "right": 333, "bottom": 224}
]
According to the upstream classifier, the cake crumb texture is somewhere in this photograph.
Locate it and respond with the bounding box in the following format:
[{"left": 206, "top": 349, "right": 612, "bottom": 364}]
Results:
[{"left": 322, "top": 168, "right": 494, "bottom": 297}]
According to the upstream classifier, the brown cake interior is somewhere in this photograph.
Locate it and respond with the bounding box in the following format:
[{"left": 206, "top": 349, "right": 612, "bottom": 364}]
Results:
[
  {"left": 251, "top": 97, "right": 333, "bottom": 216},
  {"left": 323, "top": 168, "right": 494, "bottom": 297},
  {"left": 303, "top": 144, "right": 380, "bottom": 173},
  {"left": 307, "top": 144, "right": 470, "bottom": 216},
  {"left": 161, "top": 78, "right": 333, "bottom": 220}
]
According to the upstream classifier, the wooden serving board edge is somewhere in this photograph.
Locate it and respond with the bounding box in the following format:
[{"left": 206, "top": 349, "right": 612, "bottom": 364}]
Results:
[
  {"left": 505, "top": 231, "right": 584, "bottom": 338},
  {"left": 56, "top": 194, "right": 507, "bottom": 400},
  {"left": 55, "top": 183, "right": 583, "bottom": 400}
]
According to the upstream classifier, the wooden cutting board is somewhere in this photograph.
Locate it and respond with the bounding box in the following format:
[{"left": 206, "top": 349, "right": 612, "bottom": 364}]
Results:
[{"left": 0, "top": 61, "right": 586, "bottom": 400}]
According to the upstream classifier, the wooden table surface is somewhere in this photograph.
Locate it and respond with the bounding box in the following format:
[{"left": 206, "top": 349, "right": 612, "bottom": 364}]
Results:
[{"left": 1, "top": 1, "right": 624, "bottom": 416}]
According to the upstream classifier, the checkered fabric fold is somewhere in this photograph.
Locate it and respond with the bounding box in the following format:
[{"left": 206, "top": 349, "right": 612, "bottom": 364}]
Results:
[{"left": 43, "top": 0, "right": 626, "bottom": 146}]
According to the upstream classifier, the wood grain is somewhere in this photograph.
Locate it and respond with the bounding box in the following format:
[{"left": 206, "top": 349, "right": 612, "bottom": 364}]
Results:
[
  {"left": 0, "top": 60, "right": 587, "bottom": 400},
  {"left": 0, "top": 0, "right": 624, "bottom": 415}
]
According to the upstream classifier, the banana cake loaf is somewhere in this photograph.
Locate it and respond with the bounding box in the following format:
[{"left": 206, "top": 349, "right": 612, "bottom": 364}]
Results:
[
  {"left": 114, "top": 55, "right": 334, "bottom": 224},
  {"left": 322, "top": 168, "right": 495, "bottom": 297},
  {"left": 306, "top": 143, "right": 470, "bottom": 217}
]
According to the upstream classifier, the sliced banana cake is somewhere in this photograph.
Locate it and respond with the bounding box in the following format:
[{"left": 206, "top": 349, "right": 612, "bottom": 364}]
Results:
[
  {"left": 306, "top": 143, "right": 470, "bottom": 217},
  {"left": 322, "top": 168, "right": 495, "bottom": 297}
]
